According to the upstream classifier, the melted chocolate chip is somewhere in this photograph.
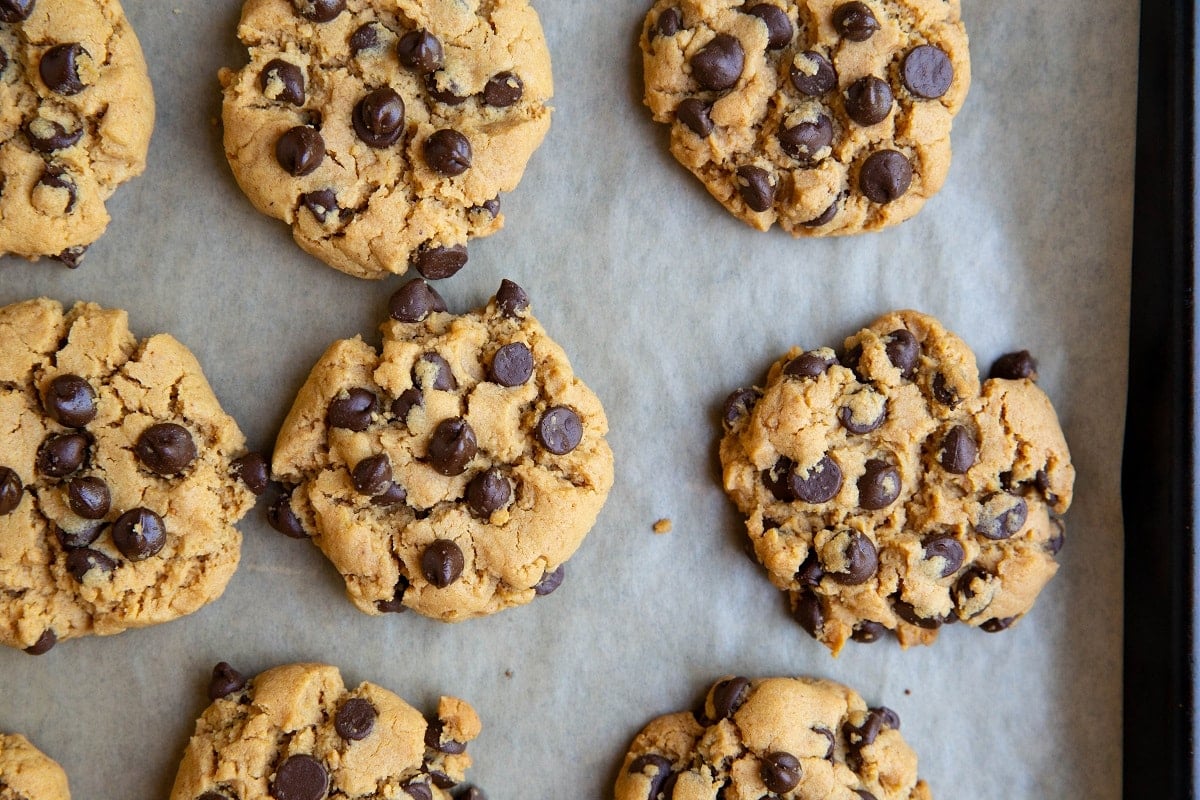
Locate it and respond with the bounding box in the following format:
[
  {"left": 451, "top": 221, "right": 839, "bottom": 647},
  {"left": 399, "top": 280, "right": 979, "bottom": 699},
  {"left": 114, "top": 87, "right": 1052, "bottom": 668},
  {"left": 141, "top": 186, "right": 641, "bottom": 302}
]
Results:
[
  {"left": 859, "top": 149, "right": 912, "bottom": 203},
  {"left": 856, "top": 792, "right": 880, "bottom": 800},
  {"left": 112, "top": 507, "right": 167, "bottom": 560},
  {"left": 421, "top": 539, "right": 464, "bottom": 587},
  {"left": 424, "top": 718, "right": 467, "bottom": 754},
  {"left": 475, "top": 197, "right": 501, "bottom": 218},
  {"left": 885, "top": 329, "right": 919, "bottom": 377},
  {"left": 38, "top": 164, "right": 77, "bottom": 213},
  {"left": 892, "top": 595, "right": 944, "bottom": 629},
  {"left": 825, "top": 531, "right": 878, "bottom": 584},
  {"left": 763, "top": 457, "right": 796, "bottom": 502},
  {"left": 0, "top": 467, "right": 22, "bottom": 515},
  {"left": 55, "top": 245, "right": 87, "bottom": 268},
  {"left": 24, "top": 629, "right": 56, "bottom": 655},
  {"left": 466, "top": 467, "right": 511, "bottom": 517},
  {"left": 851, "top": 620, "right": 887, "bottom": 643},
  {"left": 989, "top": 350, "right": 1037, "bottom": 380},
  {"left": 833, "top": 2, "right": 879, "bottom": 41},
  {"left": 975, "top": 493, "right": 1028, "bottom": 539},
  {"left": 931, "top": 372, "right": 959, "bottom": 406},
  {"left": 389, "top": 278, "right": 447, "bottom": 322},
  {"left": 40, "top": 43, "right": 89, "bottom": 95},
  {"left": 349, "top": 23, "right": 383, "bottom": 55},
  {"left": 55, "top": 521, "right": 102, "bottom": 550},
  {"left": 792, "top": 590, "right": 824, "bottom": 638},
  {"left": 402, "top": 782, "right": 433, "bottom": 800},
  {"left": 803, "top": 197, "right": 841, "bottom": 227},
  {"left": 300, "top": 189, "right": 338, "bottom": 223},
  {"left": 676, "top": 98, "right": 714, "bottom": 136},
  {"left": 785, "top": 350, "right": 838, "bottom": 378},
  {"left": 790, "top": 50, "right": 836, "bottom": 96},
  {"left": 796, "top": 551, "right": 824, "bottom": 586},
  {"left": 536, "top": 406, "right": 583, "bottom": 455},
  {"left": 371, "top": 481, "right": 408, "bottom": 507},
  {"left": 790, "top": 455, "right": 842, "bottom": 503},
  {"left": 902, "top": 44, "right": 953, "bottom": 99},
  {"left": 67, "top": 476, "right": 110, "bottom": 519},
  {"left": 721, "top": 387, "right": 760, "bottom": 430},
  {"left": 260, "top": 59, "right": 305, "bottom": 105},
  {"left": 412, "top": 244, "right": 467, "bottom": 280},
  {"left": 779, "top": 114, "right": 832, "bottom": 165},
  {"left": 745, "top": 4, "right": 792, "bottom": 49},
  {"left": 813, "top": 726, "right": 836, "bottom": 758},
  {"left": 335, "top": 698, "right": 377, "bottom": 740},
  {"left": 208, "top": 662, "right": 247, "bottom": 700},
  {"left": 0, "top": 48, "right": 8, "bottom": 74},
  {"left": 0, "top": 0, "right": 35, "bottom": 22},
  {"left": 327, "top": 388, "right": 378, "bottom": 431},
  {"left": 43, "top": 374, "right": 96, "bottom": 427},
  {"left": 414, "top": 353, "right": 457, "bottom": 391},
  {"left": 293, "top": 0, "right": 344, "bottom": 22},
  {"left": 276, "top": 127, "right": 325, "bottom": 176},
  {"left": 939, "top": 425, "right": 977, "bottom": 474},
  {"left": 391, "top": 389, "right": 423, "bottom": 423},
  {"left": 484, "top": 71, "right": 524, "bottom": 107},
  {"left": 533, "top": 565, "right": 565, "bottom": 595},
  {"left": 708, "top": 676, "right": 751, "bottom": 722},
  {"left": 761, "top": 752, "right": 801, "bottom": 793},
  {"left": 353, "top": 88, "right": 405, "bottom": 147},
  {"left": 628, "top": 754, "right": 674, "bottom": 799},
  {"left": 136, "top": 423, "right": 197, "bottom": 475},
  {"left": 397, "top": 30, "right": 443, "bottom": 73},
  {"left": 981, "top": 615, "right": 1017, "bottom": 632},
  {"left": 375, "top": 576, "right": 409, "bottom": 612},
  {"left": 456, "top": 787, "right": 486, "bottom": 800},
  {"left": 427, "top": 418, "right": 477, "bottom": 475},
  {"left": 838, "top": 390, "right": 886, "bottom": 434},
  {"left": 858, "top": 459, "right": 900, "bottom": 510},
  {"left": 490, "top": 342, "right": 534, "bottom": 387},
  {"left": 423, "top": 129, "right": 472, "bottom": 175},
  {"left": 267, "top": 493, "right": 307, "bottom": 538},
  {"left": 1046, "top": 518, "right": 1066, "bottom": 555},
  {"left": 232, "top": 453, "right": 270, "bottom": 495},
  {"left": 922, "top": 534, "right": 964, "bottom": 577},
  {"left": 496, "top": 279, "right": 530, "bottom": 317},
  {"left": 37, "top": 433, "right": 89, "bottom": 478},
  {"left": 24, "top": 117, "right": 83, "bottom": 153},
  {"left": 737, "top": 165, "right": 774, "bottom": 212},
  {"left": 271, "top": 754, "right": 329, "bottom": 800},
  {"left": 845, "top": 76, "right": 893, "bottom": 125},
  {"left": 65, "top": 547, "right": 116, "bottom": 581},
  {"left": 691, "top": 33, "right": 744, "bottom": 91},
  {"left": 352, "top": 454, "right": 392, "bottom": 496},
  {"left": 424, "top": 70, "right": 468, "bottom": 105},
  {"left": 655, "top": 8, "right": 682, "bottom": 37}
]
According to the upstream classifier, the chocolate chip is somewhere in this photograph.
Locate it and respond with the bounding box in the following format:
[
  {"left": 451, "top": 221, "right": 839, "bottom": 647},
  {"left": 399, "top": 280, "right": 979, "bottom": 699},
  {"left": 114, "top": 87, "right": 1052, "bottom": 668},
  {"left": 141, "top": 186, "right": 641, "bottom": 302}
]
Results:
[
  {"left": 412, "top": 244, "right": 467, "bottom": 279},
  {"left": 136, "top": 423, "right": 197, "bottom": 475},
  {"left": 859, "top": 150, "right": 912, "bottom": 203},
  {"left": 65, "top": 547, "right": 115, "bottom": 581},
  {"left": 424, "top": 70, "right": 469, "bottom": 105},
  {"left": 456, "top": 787, "right": 486, "bottom": 800},
  {"left": 939, "top": 425, "right": 977, "bottom": 474},
  {"left": 300, "top": 189, "right": 338, "bottom": 223},
  {"left": 496, "top": 279, "right": 530, "bottom": 317},
  {"left": 43, "top": 374, "right": 96, "bottom": 427},
  {"left": 856, "top": 792, "right": 879, "bottom": 800},
  {"left": 691, "top": 33, "right": 744, "bottom": 91},
  {"left": 327, "top": 388, "right": 378, "bottom": 431},
  {"left": 391, "top": 388, "right": 423, "bottom": 422},
  {"left": 796, "top": 551, "right": 824, "bottom": 586},
  {"left": 825, "top": 530, "right": 877, "bottom": 584},
  {"left": 24, "top": 117, "right": 83, "bottom": 153},
  {"left": 536, "top": 406, "right": 583, "bottom": 455},
  {"left": 838, "top": 391, "right": 886, "bottom": 434},
  {"left": 476, "top": 197, "right": 501, "bottom": 218},
  {"left": 402, "top": 782, "right": 433, "bottom": 800},
  {"left": 790, "top": 455, "right": 842, "bottom": 503},
  {"left": 428, "top": 772, "right": 456, "bottom": 790},
  {"left": 785, "top": 350, "right": 838, "bottom": 378},
  {"left": 989, "top": 350, "right": 1037, "bottom": 380},
  {"left": 208, "top": 661, "right": 247, "bottom": 700},
  {"left": 851, "top": 620, "right": 887, "bottom": 643},
  {"left": 708, "top": 676, "right": 751, "bottom": 722},
  {"left": 930, "top": 372, "right": 958, "bottom": 406},
  {"left": 922, "top": 534, "right": 964, "bottom": 577},
  {"left": 260, "top": 59, "right": 305, "bottom": 105},
  {"left": 1046, "top": 518, "right": 1066, "bottom": 555},
  {"left": 483, "top": 71, "right": 524, "bottom": 107},
  {"left": 271, "top": 754, "right": 329, "bottom": 800},
  {"left": 858, "top": 459, "right": 900, "bottom": 510},
  {"left": 792, "top": 590, "right": 824, "bottom": 638},
  {"left": 761, "top": 752, "right": 801, "bottom": 793},
  {"left": 981, "top": 616, "right": 1016, "bottom": 633},
  {"left": 37, "top": 433, "right": 89, "bottom": 478},
  {"left": 885, "top": 330, "right": 919, "bottom": 377},
  {"left": 371, "top": 481, "right": 408, "bottom": 507},
  {"left": 490, "top": 342, "right": 534, "bottom": 387},
  {"left": 654, "top": 8, "right": 682, "bottom": 37},
  {"left": 975, "top": 493, "right": 1027, "bottom": 539},
  {"left": 745, "top": 4, "right": 792, "bottom": 49},
  {"left": 763, "top": 457, "right": 796, "bottom": 502},
  {"left": 352, "top": 454, "right": 392, "bottom": 496},
  {"left": 54, "top": 521, "right": 102, "bottom": 550},
  {"left": 902, "top": 44, "right": 953, "bottom": 99},
  {"left": 790, "top": 50, "right": 836, "bottom": 96},
  {"left": 779, "top": 114, "right": 832, "bottom": 165},
  {"left": 533, "top": 564, "right": 565, "bottom": 595},
  {"left": 55, "top": 245, "right": 87, "bottom": 268},
  {"left": 736, "top": 165, "right": 774, "bottom": 212},
  {"left": 375, "top": 576, "right": 409, "bottom": 612},
  {"left": 389, "top": 278, "right": 447, "bottom": 322},
  {"left": 414, "top": 353, "right": 457, "bottom": 391},
  {"left": 232, "top": 453, "right": 270, "bottom": 495},
  {"left": 833, "top": 2, "right": 879, "bottom": 41},
  {"left": 38, "top": 164, "right": 77, "bottom": 213},
  {"left": 421, "top": 539, "right": 464, "bottom": 587},
  {"left": 891, "top": 595, "right": 944, "bottom": 629},
  {"left": 845, "top": 76, "right": 893, "bottom": 125},
  {"left": 0, "top": 0, "right": 34, "bottom": 22},
  {"left": 349, "top": 23, "right": 383, "bottom": 55},
  {"left": 112, "top": 507, "right": 167, "bottom": 560},
  {"left": 197, "top": 794, "right": 234, "bottom": 800},
  {"left": 335, "top": 698, "right": 377, "bottom": 740},
  {"left": 24, "top": 629, "right": 56, "bottom": 655},
  {"left": 276, "top": 126, "right": 325, "bottom": 176},
  {"left": 0, "top": 48, "right": 7, "bottom": 74},
  {"left": 676, "top": 98, "right": 714, "bottom": 136},
  {"left": 0, "top": 467, "right": 21, "bottom": 515},
  {"left": 628, "top": 754, "right": 674, "bottom": 799},
  {"left": 843, "top": 711, "right": 884, "bottom": 763},
  {"left": 353, "top": 88, "right": 405, "bottom": 147},
  {"left": 397, "top": 30, "right": 443, "bottom": 73},
  {"left": 466, "top": 467, "right": 511, "bottom": 517},
  {"left": 424, "top": 718, "right": 467, "bottom": 754},
  {"left": 427, "top": 418, "right": 477, "bottom": 475},
  {"left": 40, "top": 43, "right": 89, "bottom": 95},
  {"left": 268, "top": 493, "right": 307, "bottom": 538},
  {"left": 293, "top": 0, "right": 344, "bottom": 22},
  {"left": 721, "top": 387, "right": 760, "bottom": 429},
  {"left": 423, "top": 129, "right": 472, "bottom": 175},
  {"left": 67, "top": 476, "right": 110, "bottom": 519}
]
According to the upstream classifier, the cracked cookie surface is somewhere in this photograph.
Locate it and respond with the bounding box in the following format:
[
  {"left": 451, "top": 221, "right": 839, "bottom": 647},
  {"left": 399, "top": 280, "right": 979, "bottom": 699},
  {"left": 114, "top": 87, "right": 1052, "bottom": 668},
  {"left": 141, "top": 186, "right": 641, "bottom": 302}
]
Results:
[
  {"left": 641, "top": 0, "right": 968, "bottom": 235},
  {"left": 0, "top": 733, "right": 70, "bottom": 800},
  {"left": 220, "top": 0, "right": 553, "bottom": 280},
  {"left": 0, "top": 299, "right": 256, "bottom": 653},
  {"left": 0, "top": 0, "right": 154, "bottom": 266},
  {"left": 169, "top": 662, "right": 480, "bottom": 800},
  {"left": 615, "top": 676, "right": 929, "bottom": 800},
  {"left": 270, "top": 278, "right": 613, "bottom": 621},
  {"left": 719, "top": 311, "right": 1073, "bottom": 654}
]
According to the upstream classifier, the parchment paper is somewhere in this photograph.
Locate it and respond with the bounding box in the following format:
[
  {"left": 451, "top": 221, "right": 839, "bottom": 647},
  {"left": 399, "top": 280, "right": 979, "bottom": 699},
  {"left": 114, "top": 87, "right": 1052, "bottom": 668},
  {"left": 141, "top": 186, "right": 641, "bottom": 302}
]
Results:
[{"left": 0, "top": 1, "right": 1134, "bottom": 797}]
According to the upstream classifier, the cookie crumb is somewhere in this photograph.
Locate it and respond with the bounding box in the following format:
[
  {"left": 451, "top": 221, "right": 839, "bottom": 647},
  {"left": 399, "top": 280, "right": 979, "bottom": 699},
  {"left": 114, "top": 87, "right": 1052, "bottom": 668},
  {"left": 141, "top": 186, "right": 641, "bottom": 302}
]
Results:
[
  {"left": 504, "top": 669, "right": 513, "bottom": 679},
  {"left": 653, "top": 518, "right": 673, "bottom": 534},
  {"left": 904, "top": 688, "right": 912, "bottom": 696}
]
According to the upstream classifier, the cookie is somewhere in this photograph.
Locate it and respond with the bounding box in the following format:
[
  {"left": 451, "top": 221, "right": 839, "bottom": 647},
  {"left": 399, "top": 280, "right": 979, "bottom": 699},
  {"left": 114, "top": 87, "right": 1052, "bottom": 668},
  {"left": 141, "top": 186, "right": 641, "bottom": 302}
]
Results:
[
  {"left": 270, "top": 278, "right": 613, "bottom": 620},
  {"left": 615, "top": 675, "right": 930, "bottom": 800},
  {"left": 220, "top": 0, "right": 553, "bottom": 280},
  {"left": 641, "top": 0, "right": 968, "bottom": 235},
  {"left": 170, "top": 662, "right": 481, "bottom": 800},
  {"left": 0, "top": 0, "right": 154, "bottom": 266},
  {"left": 0, "top": 299, "right": 259, "bottom": 653},
  {"left": 0, "top": 733, "right": 70, "bottom": 800},
  {"left": 719, "top": 311, "right": 1073, "bottom": 653}
]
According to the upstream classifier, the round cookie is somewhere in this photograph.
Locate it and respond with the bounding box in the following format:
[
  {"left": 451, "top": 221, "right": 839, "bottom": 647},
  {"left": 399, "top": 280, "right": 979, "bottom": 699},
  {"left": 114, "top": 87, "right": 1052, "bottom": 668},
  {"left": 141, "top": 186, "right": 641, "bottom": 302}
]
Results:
[
  {"left": 0, "top": 733, "right": 70, "bottom": 800},
  {"left": 220, "top": 0, "right": 553, "bottom": 280},
  {"left": 0, "top": 299, "right": 259, "bottom": 653},
  {"left": 615, "top": 676, "right": 930, "bottom": 800},
  {"left": 640, "top": 0, "right": 969, "bottom": 235},
  {"left": 270, "top": 278, "right": 613, "bottom": 620},
  {"left": 719, "top": 311, "right": 1074, "bottom": 654},
  {"left": 170, "top": 662, "right": 481, "bottom": 800},
  {"left": 0, "top": 0, "right": 154, "bottom": 266}
]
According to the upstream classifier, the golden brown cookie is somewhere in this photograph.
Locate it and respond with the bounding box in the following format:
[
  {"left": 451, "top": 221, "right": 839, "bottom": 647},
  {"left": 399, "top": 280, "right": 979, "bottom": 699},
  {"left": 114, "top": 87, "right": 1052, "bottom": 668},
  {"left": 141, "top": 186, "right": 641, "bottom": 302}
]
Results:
[
  {"left": 641, "top": 0, "right": 968, "bottom": 234},
  {"left": 0, "top": 733, "right": 71, "bottom": 800},
  {"left": 719, "top": 311, "right": 1073, "bottom": 653}
]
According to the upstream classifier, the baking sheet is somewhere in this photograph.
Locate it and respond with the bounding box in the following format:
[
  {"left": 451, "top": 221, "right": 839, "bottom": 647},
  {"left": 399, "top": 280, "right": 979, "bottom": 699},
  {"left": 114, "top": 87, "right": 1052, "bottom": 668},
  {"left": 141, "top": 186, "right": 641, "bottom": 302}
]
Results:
[{"left": 0, "top": 1, "right": 1134, "bottom": 798}]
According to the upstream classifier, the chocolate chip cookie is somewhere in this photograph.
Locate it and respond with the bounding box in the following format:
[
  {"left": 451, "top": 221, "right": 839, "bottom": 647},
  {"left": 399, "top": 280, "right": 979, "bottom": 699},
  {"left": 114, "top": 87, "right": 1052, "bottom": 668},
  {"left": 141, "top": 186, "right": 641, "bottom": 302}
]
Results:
[
  {"left": 641, "top": 0, "right": 968, "bottom": 235},
  {"left": 719, "top": 311, "right": 1073, "bottom": 653},
  {"left": 615, "top": 676, "right": 930, "bottom": 800},
  {"left": 169, "top": 662, "right": 480, "bottom": 800},
  {"left": 220, "top": 0, "right": 553, "bottom": 280},
  {"left": 0, "top": 732, "right": 70, "bottom": 800},
  {"left": 0, "top": 0, "right": 154, "bottom": 266},
  {"left": 0, "top": 299, "right": 259, "bottom": 653},
  {"left": 269, "top": 278, "right": 613, "bottom": 620}
]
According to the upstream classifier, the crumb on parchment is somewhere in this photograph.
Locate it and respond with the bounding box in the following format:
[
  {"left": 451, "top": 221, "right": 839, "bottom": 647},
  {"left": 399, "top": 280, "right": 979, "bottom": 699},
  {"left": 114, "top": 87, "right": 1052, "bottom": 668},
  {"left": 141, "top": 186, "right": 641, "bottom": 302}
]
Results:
[{"left": 653, "top": 518, "right": 673, "bottom": 534}]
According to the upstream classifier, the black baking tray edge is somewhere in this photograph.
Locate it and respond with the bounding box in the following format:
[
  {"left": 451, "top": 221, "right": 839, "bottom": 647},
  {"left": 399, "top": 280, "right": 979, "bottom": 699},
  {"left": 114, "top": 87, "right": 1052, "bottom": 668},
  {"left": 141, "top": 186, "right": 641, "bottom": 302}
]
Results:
[{"left": 1124, "top": 0, "right": 1196, "bottom": 796}]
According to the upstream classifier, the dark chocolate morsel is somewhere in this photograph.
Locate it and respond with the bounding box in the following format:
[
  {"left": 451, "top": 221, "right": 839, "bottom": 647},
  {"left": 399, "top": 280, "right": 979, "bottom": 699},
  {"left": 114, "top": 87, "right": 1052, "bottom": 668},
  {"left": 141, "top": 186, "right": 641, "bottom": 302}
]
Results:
[
  {"left": 424, "top": 70, "right": 469, "bottom": 105},
  {"left": 745, "top": 4, "right": 793, "bottom": 49},
  {"left": 676, "top": 98, "right": 714, "bottom": 137},
  {"left": 391, "top": 388, "right": 423, "bottom": 422},
  {"left": 533, "top": 564, "right": 565, "bottom": 595},
  {"left": 389, "top": 279, "right": 447, "bottom": 322},
  {"left": 760, "top": 752, "right": 801, "bottom": 794},
  {"left": 24, "top": 629, "right": 56, "bottom": 655},
  {"left": 892, "top": 595, "right": 944, "bottom": 629},
  {"left": 845, "top": 76, "right": 893, "bottom": 125},
  {"left": 483, "top": 71, "right": 523, "bottom": 107},
  {"left": 496, "top": 279, "right": 530, "bottom": 317},
  {"left": 43, "top": 374, "right": 96, "bottom": 427},
  {"left": 931, "top": 372, "right": 959, "bottom": 406},
  {"left": 466, "top": 467, "right": 511, "bottom": 517},
  {"left": 293, "top": 0, "right": 344, "bottom": 22},
  {"left": 691, "top": 33, "right": 744, "bottom": 91},
  {"left": 349, "top": 23, "right": 382, "bottom": 55},
  {"left": 424, "top": 718, "right": 468, "bottom": 754},
  {"left": 859, "top": 149, "right": 912, "bottom": 203},
  {"left": 37, "top": 433, "right": 89, "bottom": 478},
  {"left": 813, "top": 726, "right": 836, "bottom": 759},
  {"left": 790, "top": 50, "right": 836, "bottom": 96},
  {"left": 721, "top": 387, "right": 760, "bottom": 430},
  {"left": 785, "top": 351, "right": 838, "bottom": 378},
  {"left": 0, "top": 467, "right": 22, "bottom": 515},
  {"left": 790, "top": 455, "right": 843, "bottom": 503},
  {"left": 335, "top": 697, "right": 377, "bottom": 740},
  {"left": 414, "top": 353, "right": 457, "bottom": 391},
  {"left": 421, "top": 539, "right": 464, "bottom": 587},
  {"left": 981, "top": 616, "right": 1017, "bottom": 633},
  {"left": 270, "top": 754, "right": 329, "bottom": 800},
  {"left": 40, "top": 43, "right": 89, "bottom": 95},
  {"left": 736, "top": 165, "right": 774, "bottom": 212},
  {"left": 267, "top": 493, "right": 307, "bottom": 539},
  {"left": 456, "top": 787, "right": 486, "bottom": 800},
  {"left": 327, "top": 388, "right": 379, "bottom": 431},
  {"left": 536, "top": 406, "right": 584, "bottom": 455},
  {"left": 885, "top": 329, "right": 919, "bottom": 377},
  {"left": 412, "top": 244, "right": 467, "bottom": 280},
  {"left": 276, "top": 127, "right": 325, "bottom": 176},
  {"left": 989, "top": 350, "right": 1038, "bottom": 380},
  {"left": 902, "top": 44, "right": 954, "bottom": 99},
  {"left": 136, "top": 423, "right": 197, "bottom": 475},
  {"left": 857, "top": 792, "right": 880, "bottom": 800},
  {"left": 763, "top": 457, "right": 796, "bottom": 502},
  {"left": 628, "top": 754, "right": 674, "bottom": 800},
  {"left": 397, "top": 30, "right": 443, "bottom": 73},
  {"left": 353, "top": 88, "right": 405, "bottom": 147},
  {"left": 873, "top": 706, "right": 901, "bottom": 730},
  {"left": 260, "top": 59, "right": 305, "bottom": 105},
  {"left": 232, "top": 453, "right": 270, "bottom": 495},
  {"left": 1046, "top": 518, "right": 1066, "bottom": 555},
  {"left": 300, "top": 189, "right": 338, "bottom": 223},
  {"left": 974, "top": 493, "right": 1028, "bottom": 539},
  {"left": 779, "top": 114, "right": 833, "bottom": 165},
  {"left": 423, "top": 129, "right": 472, "bottom": 175},
  {"left": 851, "top": 620, "right": 887, "bottom": 643},
  {"left": 489, "top": 342, "right": 534, "bottom": 387},
  {"left": 375, "top": 576, "right": 409, "bottom": 612},
  {"left": 654, "top": 7, "right": 682, "bottom": 37},
  {"left": 475, "top": 197, "right": 501, "bottom": 218},
  {"left": 54, "top": 521, "right": 102, "bottom": 550},
  {"left": 428, "top": 772, "right": 455, "bottom": 790},
  {"left": 208, "top": 662, "right": 247, "bottom": 700},
  {"left": 922, "top": 534, "right": 964, "bottom": 577},
  {"left": 838, "top": 393, "right": 886, "bottom": 434},
  {"left": 833, "top": 2, "right": 879, "bottom": 41},
  {"left": 24, "top": 117, "right": 83, "bottom": 153},
  {"left": 0, "top": 47, "right": 7, "bottom": 74},
  {"left": 825, "top": 530, "right": 878, "bottom": 584},
  {"left": 858, "top": 459, "right": 900, "bottom": 510},
  {"left": 708, "top": 676, "right": 751, "bottom": 722},
  {"left": 67, "top": 476, "right": 110, "bottom": 519},
  {"left": 65, "top": 547, "right": 116, "bottom": 582},
  {"left": 427, "top": 418, "right": 477, "bottom": 475},
  {"left": 939, "top": 425, "right": 977, "bottom": 473},
  {"left": 402, "top": 782, "right": 433, "bottom": 800},
  {"left": 792, "top": 590, "right": 824, "bottom": 638},
  {"left": 796, "top": 551, "right": 824, "bottom": 586},
  {"left": 371, "top": 481, "right": 408, "bottom": 507},
  {"left": 55, "top": 245, "right": 87, "bottom": 268},
  {"left": 112, "top": 507, "right": 167, "bottom": 560},
  {"left": 37, "top": 165, "right": 78, "bottom": 214},
  {"left": 352, "top": 454, "right": 392, "bottom": 496},
  {"left": 0, "top": 0, "right": 35, "bottom": 22}
]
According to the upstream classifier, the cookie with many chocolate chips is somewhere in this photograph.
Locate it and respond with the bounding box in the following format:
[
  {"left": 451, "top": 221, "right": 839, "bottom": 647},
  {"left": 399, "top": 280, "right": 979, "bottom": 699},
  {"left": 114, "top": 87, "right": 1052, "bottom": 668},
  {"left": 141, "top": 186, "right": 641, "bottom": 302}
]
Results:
[
  {"left": 0, "top": 0, "right": 154, "bottom": 266},
  {"left": 719, "top": 311, "right": 1073, "bottom": 653},
  {"left": 0, "top": 732, "right": 71, "bottom": 800},
  {"left": 0, "top": 299, "right": 259, "bottom": 653},
  {"left": 641, "top": 0, "right": 968, "bottom": 235},
  {"left": 615, "top": 676, "right": 930, "bottom": 800},
  {"left": 220, "top": 0, "right": 553, "bottom": 279},
  {"left": 169, "top": 662, "right": 480, "bottom": 800},
  {"left": 270, "top": 279, "right": 613, "bottom": 620}
]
